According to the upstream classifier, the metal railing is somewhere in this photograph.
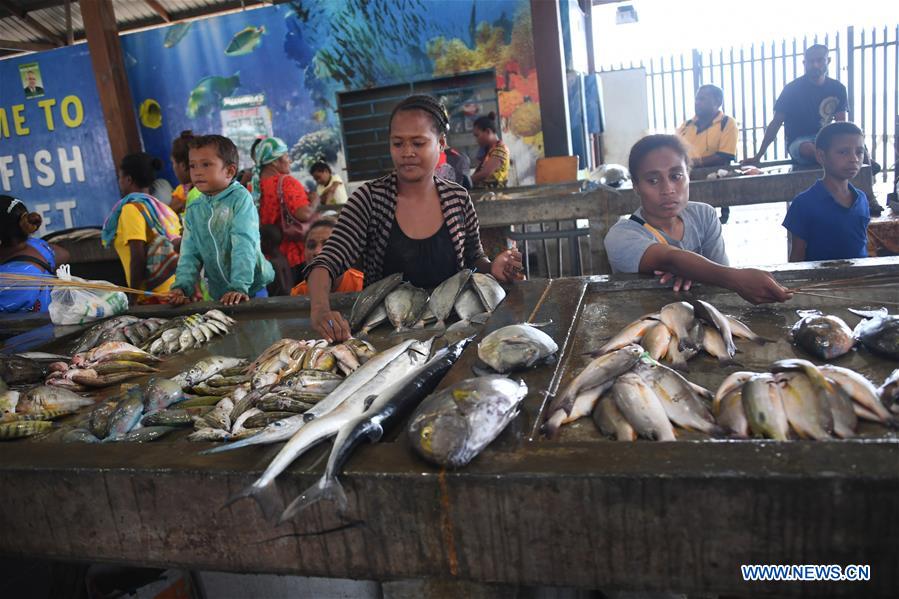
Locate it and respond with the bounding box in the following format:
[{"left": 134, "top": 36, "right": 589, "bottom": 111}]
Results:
[{"left": 600, "top": 26, "right": 898, "bottom": 182}]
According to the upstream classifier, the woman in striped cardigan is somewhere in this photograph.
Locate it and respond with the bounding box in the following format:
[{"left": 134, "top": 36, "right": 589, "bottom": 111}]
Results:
[{"left": 306, "top": 95, "right": 523, "bottom": 342}]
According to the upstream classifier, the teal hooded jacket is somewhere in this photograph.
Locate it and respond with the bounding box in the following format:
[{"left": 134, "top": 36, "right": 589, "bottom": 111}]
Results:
[{"left": 173, "top": 181, "right": 274, "bottom": 299}]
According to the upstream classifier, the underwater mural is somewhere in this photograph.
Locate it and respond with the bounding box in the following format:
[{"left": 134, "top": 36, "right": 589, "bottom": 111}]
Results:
[{"left": 121, "top": 0, "right": 543, "bottom": 187}]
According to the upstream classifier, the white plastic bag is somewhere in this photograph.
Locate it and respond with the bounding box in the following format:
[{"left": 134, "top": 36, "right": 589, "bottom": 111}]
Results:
[{"left": 48, "top": 265, "right": 129, "bottom": 325}]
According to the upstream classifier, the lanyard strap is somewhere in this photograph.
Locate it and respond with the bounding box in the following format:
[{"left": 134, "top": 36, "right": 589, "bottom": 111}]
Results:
[{"left": 629, "top": 214, "right": 669, "bottom": 245}]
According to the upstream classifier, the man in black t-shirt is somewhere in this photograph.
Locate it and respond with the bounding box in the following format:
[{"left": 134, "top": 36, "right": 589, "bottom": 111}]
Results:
[{"left": 744, "top": 44, "right": 848, "bottom": 166}]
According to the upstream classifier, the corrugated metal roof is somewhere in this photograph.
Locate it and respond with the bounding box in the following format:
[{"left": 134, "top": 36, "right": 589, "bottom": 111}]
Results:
[{"left": 0, "top": 0, "right": 273, "bottom": 56}]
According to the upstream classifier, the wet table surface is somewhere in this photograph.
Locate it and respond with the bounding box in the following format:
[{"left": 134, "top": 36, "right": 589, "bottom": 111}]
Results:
[{"left": 2, "top": 263, "right": 899, "bottom": 596}]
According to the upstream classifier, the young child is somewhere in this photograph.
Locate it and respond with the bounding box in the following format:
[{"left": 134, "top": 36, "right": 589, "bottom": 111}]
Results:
[
  {"left": 309, "top": 161, "right": 348, "bottom": 205},
  {"left": 260, "top": 224, "right": 294, "bottom": 297},
  {"left": 783, "top": 122, "right": 870, "bottom": 262},
  {"left": 169, "top": 135, "right": 274, "bottom": 306},
  {"left": 291, "top": 220, "right": 363, "bottom": 295}
]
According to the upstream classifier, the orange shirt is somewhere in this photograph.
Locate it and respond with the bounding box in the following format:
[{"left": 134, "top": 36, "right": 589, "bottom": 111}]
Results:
[{"left": 291, "top": 268, "right": 364, "bottom": 296}]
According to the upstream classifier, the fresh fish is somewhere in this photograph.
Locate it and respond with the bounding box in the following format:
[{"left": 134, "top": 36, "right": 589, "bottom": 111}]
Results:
[
  {"left": 70, "top": 315, "right": 140, "bottom": 354},
  {"left": 408, "top": 373, "right": 525, "bottom": 468},
  {"left": 664, "top": 335, "right": 696, "bottom": 371},
  {"left": 232, "top": 408, "right": 262, "bottom": 434},
  {"left": 477, "top": 324, "right": 558, "bottom": 373},
  {"left": 850, "top": 308, "right": 899, "bottom": 360},
  {"left": 384, "top": 283, "right": 429, "bottom": 332},
  {"left": 428, "top": 270, "right": 473, "bottom": 327},
  {"left": 104, "top": 392, "right": 144, "bottom": 440},
  {"left": 74, "top": 342, "right": 160, "bottom": 367},
  {"left": 776, "top": 372, "right": 834, "bottom": 440},
  {"left": 453, "top": 288, "right": 486, "bottom": 321},
  {"left": 727, "top": 316, "right": 772, "bottom": 344},
  {"left": 0, "top": 420, "right": 53, "bottom": 440},
  {"left": 2, "top": 407, "right": 76, "bottom": 422},
  {"left": 201, "top": 398, "right": 234, "bottom": 430},
  {"left": 163, "top": 22, "right": 193, "bottom": 48},
  {"left": 188, "top": 428, "right": 230, "bottom": 442},
  {"left": 593, "top": 395, "right": 636, "bottom": 441},
  {"left": 701, "top": 325, "right": 740, "bottom": 366},
  {"left": 187, "top": 73, "right": 241, "bottom": 118},
  {"left": 878, "top": 369, "right": 899, "bottom": 412},
  {"left": 611, "top": 373, "right": 676, "bottom": 441},
  {"left": 93, "top": 360, "right": 158, "bottom": 376},
  {"left": 359, "top": 304, "right": 388, "bottom": 335},
  {"left": 62, "top": 428, "right": 100, "bottom": 443},
  {"left": 633, "top": 361, "right": 721, "bottom": 435},
  {"left": 741, "top": 374, "right": 790, "bottom": 440},
  {"left": 660, "top": 302, "right": 697, "bottom": 351},
  {"left": 88, "top": 401, "right": 117, "bottom": 438},
  {"left": 191, "top": 383, "right": 239, "bottom": 396},
  {"left": 349, "top": 272, "right": 403, "bottom": 331},
  {"left": 818, "top": 364, "right": 896, "bottom": 426},
  {"left": 344, "top": 338, "right": 376, "bottom": 363},
  {"left": 70, "top": 369, "right": 144, "bottom": 388},
  {"left": 0, "top": 389, "right": 19, "bottom": 414},
  {"left": 593, "top": 315, "right": 659, "bottom": 355},
  {"left": 206, "top": 375, "right": 250, "bottom": 387},
  {"left": 715, "top": 389, "right": 749, "bottom": 438},
  {"left": 257, "top": 396, "right": 315, "bottom": 413},
  {"left": 205, "top": 309, "right": 236, "bottom": 326},
  {"left": 143, "top": 378, "right": 185, "bottom": 413},
  {"left": 279, "top": 370, "right": 343, "bottom": 394},
  {"left": 18, "top": 386, "right": 93, "bottom": 413},
  {"left": 769, "top": 359, "right": 852, "bottom": 435},
  {"left": 0, "top": 355, "right": 46, "bottom": 384},
  {"left": 243, "top": 411, "right": 296, "bottom": 429},
  {"left": 641, "top": 322, "right": 671, "bottom": 361},
  {"left": 470, "top": 273, "right": 507, "bottom": 312},
  {"left": 689, "top": 299, "right": 736, "bottom": 357},
  {"left": 178, "top": 396, "right": 224, "bottom": 408},
  {"left": 142, "top": 408, "right": 201, "bottom": 427},
  {"left": 280, "top": 337, "right": 471, "bottom": 520},
  {"left": 713, "top": 371, "right": 756, "bottom": 411},
  {"left": 543, "top": 345, "right": 643, "bottom": 437},
  {"left": 224, "top": 25, "right": 266, "bottom": 56},
  {"left": 223, "top": 338, "right": 431, "bottom": 517},
  {"left": 790, "top": 310, "right": 855, "bottom": 360},
  {"left": 114, "top": 426, "right": 176, "bottom": 442}
]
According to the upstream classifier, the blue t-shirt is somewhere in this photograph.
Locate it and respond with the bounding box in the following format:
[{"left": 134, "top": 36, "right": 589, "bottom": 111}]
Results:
[
  {"left": 782, "top": 180, "right": 869, "bottom": 261},
  {"left": 0, "top": 238, "right": 57, "bottom": 312},
  {"left": 774, "top": 76, "right": 848, "bottom": 146}
]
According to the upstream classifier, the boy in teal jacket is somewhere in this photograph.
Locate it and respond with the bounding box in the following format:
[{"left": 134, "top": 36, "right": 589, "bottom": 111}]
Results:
[{"left": 168, "top": 135, "right": 274, "bottom": 306}]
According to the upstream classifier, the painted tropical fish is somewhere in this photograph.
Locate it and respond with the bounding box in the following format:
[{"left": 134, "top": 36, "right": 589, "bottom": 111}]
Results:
[
  {"left": 163, "top": 22, "right": 193, "bottom": 48},
  {"left": 186, "top": 73, "right": 241, "bottom": 119},
  {"left": 139, "top": 98, "right": 162, "bottom": 129},
  {"left": 225, "top": 25, "right": 266, "bottom": 56}
]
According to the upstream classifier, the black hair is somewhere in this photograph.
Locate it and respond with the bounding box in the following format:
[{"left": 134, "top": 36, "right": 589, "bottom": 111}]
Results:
[
  {"left": 697, "top": 84, "right": 724, "bottom": 107},
  {"left": 308, "top": 219, "right": 336, "bottom": 235},
  {"left": 0, "top": 195, "right": 41, "bottom": 247},
  {"left": 249, "top": 137, "right": 264, "bottom": 161},
  {"left": 120, "top": 152, "right": 162, "bottom": 189},
  {"left": 389, "top": 94, "right": 449, "bottom": 136},
  {"left": 815, "top": 121, "right": 864, "bottom": 152},
  {"left": 259, "top": 224, "right": 282, "bottom": 252},
  {"left": 804, "top": 44, "right": 829, "bottom": 58},
  {"left": 628, "top": 134, "right": 692, "bottom": 182},
  {"left": 171, "top": 130, "right": 194, "bottom": 166},
  {"left": 310, "top": 161, "right": 331, "bottom": 174},
  {"left": 473, "top": 112, "right": 498, "bottom": 134},
  {"left": 189, "top": 134, "right": 240, "bottom": 168}
]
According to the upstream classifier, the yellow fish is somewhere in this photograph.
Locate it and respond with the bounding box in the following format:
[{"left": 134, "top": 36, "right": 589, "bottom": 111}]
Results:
[{"left": 139, "top": 98, "right": 162, "bottom": 129}]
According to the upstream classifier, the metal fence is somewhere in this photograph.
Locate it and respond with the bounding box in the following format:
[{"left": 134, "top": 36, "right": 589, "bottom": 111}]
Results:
[{"left": 599, "top": 26, "right": 898, "bottom": 183}]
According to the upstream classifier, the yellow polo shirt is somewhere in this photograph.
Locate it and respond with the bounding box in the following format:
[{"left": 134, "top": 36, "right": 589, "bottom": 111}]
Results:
[{"left": 677, "top": 111, "right": 738, "bottom": 162}]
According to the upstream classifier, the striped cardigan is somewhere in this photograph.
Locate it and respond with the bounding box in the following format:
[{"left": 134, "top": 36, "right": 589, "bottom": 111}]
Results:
[{"left": 307, "top": 173, "right": 487, "bottom": 287}]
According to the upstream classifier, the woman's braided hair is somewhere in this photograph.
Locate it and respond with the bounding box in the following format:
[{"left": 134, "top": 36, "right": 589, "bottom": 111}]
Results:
[
  {"left": 0, "top": 195, "right": 41, "bottom": 246},
  {"left": 389, "top": 94, "right": 450, "bottom": 135}
]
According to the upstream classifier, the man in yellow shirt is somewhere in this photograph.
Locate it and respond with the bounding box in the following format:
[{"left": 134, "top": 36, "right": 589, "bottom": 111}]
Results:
[{"left": 677, "top": 84, "right": 739, "bottom": 167}]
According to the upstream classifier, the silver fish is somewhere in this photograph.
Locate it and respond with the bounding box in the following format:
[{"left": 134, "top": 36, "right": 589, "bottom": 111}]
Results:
[
  {"left": 477, "top": 324, "right": 558, "bottom": 373},
  {"left": 850, "top": 308, "right": 899, "bottom": 360},
  {"left": 428, "top": 270, "right": 473, "bottom": 328},
  {"left": 791, "top": 310, "right": 855, "bottom": 360},
  {"left": 611, "top": 372, "right": 676, "bottom": 441},
  {"left": 726, "top": 315, "right": 771, "bottom": 344},
  {"left": 690, "top": 299, "right": 736, "bottom": 357},
  {"left": 143, "top": 377, "right": 184, "bottom": 413},
  {"left": 408, "top": 375, "right": 526, "bottom": 467},
  {"left": 776, "top": 371, "right": 834, "bottom": 440},
  {"left": 360, "top": 303, "right": 388, "bottom": 335},
  {"left": 105, "top": 392, "right": 144, "bottom": 440},
  {"left": 715, "top": 389, "right": 749, "bottom": 438},
  {"left": 181, "top": 356, "right": 246, "bottom": 388},
  {"left": 633, "top": 361, "right": 721, "bottom": 435},
  {"left": 384, "top": 283, "right": 429, "bottom": 332},
  {"left": 640, "top": 322, "right": 671, "bottom": 361},
  {"left": 660, "top": 302, "right": 697, "bottom": 351},
  {"left": 593, "top": 395, "right": 636, "bottom": 441},
  {"left": 453, "top": 288, "right": 485, "bottom": 320},
  {"left": 116, "top": 426, "right": 177, "bottom": 443},
  {"left": 349, "top": 272, "right": 403, "bottom": 331},
  {"left": 593, "top": 315, "right": 659, "bottom": 355},
  {"left": 819, "top": 364, "right": 895, "bottom": 426},
  {"left": 701, "top": 325, "right": 740, "bottom": 366},
  {"left": 18, "top": 386, "right": 93, "bottom": 413},
  {"left": 741, "top": 374, "right": 790, "bottom": 440},
  {"left": 470, "top": 273, "right": 506, "bottom": 312}
]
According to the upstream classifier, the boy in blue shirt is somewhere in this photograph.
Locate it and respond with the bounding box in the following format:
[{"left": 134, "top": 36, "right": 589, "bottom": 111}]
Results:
[
  {"left": 168, "top": 135, "right": 273, "bottom": 306},
  {"left": 783, "top": 122, "right": 870, "bottom": 262}
]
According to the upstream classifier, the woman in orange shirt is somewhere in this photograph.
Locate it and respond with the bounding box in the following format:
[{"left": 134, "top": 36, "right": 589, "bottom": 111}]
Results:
[{"left": 291, "top": 220, "right": 363, "bottom": 295}]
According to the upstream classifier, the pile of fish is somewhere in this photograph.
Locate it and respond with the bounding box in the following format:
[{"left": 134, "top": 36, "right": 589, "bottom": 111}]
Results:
[
  {"left": 595, "top": 300, "right": 769, "bottom": 370},
  {"left": 350, "top": 271, "right": 506, "bottom": 335},
  {"left": 714, "top": 359, "right": 898, "bottom": 440},
  {"left": 71, "top": 315, "right": 170, "bottom": 354},
  {"left": 135, "top": 309, "right": 232, "bottom": 356},
  {"left": 878, "top": 369, "right": 899, "bottom": 415},
  {"left": 791, "top": 308, "right": 899, "bottom": 361},
  {"left": 545, "top": 345, "right": 721, "bottom": 441},
  {"left": 45, "top": 341, "right": 162, "bottom": 391},
  {"left": 0, "top": 383, "right": 95, "bottom": 440},
  {"left": 477, "top": 323, "right": 558, "bottom": 373},
  {"left": 408, "top": 375, "right": 528, "bottom": 467}
]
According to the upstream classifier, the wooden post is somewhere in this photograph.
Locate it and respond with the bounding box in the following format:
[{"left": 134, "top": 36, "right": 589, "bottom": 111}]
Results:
[{"left": 80, "top": 0, "right": 141, "bottom": 169}]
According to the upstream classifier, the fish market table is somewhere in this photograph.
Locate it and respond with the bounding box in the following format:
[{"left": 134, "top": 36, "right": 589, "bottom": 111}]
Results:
[
  {"left": 1, "top": 264, "right": 899, "bottom": 597},
  {"left": 867, "top": 212, "right": 899, "bottom": 256}
]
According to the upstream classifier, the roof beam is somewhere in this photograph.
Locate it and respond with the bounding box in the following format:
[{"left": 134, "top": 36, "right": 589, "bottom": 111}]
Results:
[
  {"left": 0, "top": 0, "right": 64, "bottom": 46},
  {"left": 143, "top": 0, "right": 171, "bottom": 23},
  {"left": 0, "top": 38, "right": 56, "bottom": 51}
]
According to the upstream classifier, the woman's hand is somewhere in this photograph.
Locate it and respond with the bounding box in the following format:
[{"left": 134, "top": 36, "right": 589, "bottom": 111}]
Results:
[
  {"left": 732, "top": 269, "right": 793, "bottom": 304},
  {"left": 312, "top": 304, "right": 351, "bottom": 343},
  {"left": 654, "top": 270, "right": 693, "bottom": 293},
  {"left": 221, "top": 291, "right": 250, "bottom": 306},
  {"left": 491, "top": 249, "right": 524, "bottom": 283},
  {"left": 167, "top": 288, "right": 191, "bottom": 305}
]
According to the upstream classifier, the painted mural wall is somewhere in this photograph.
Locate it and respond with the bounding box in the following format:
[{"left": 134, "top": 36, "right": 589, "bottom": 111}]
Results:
[
  {"left": 122, "top": 0, "right": 543, "bottom": 187},
  {"left": 0, "top": 45, "right": 119, "bottom": 234}
]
